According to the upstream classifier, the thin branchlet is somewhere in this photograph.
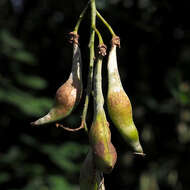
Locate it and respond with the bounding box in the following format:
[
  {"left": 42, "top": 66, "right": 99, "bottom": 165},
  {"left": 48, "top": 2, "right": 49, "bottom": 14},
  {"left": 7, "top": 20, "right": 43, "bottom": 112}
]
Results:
[{"left": 80, "top": 0, "right": 97, "bottom": 133}]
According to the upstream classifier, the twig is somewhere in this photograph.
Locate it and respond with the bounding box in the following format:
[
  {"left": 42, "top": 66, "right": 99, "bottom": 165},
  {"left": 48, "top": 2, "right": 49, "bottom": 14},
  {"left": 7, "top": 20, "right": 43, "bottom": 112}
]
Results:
[
  {"left": 74, "top": 0, "right": 90, "bottom": 33},
  {"left": 80, "top": 0, "right": 97, "bottom": 134},
  {"left": 55, "top": 123, "right": 84, "bottom": 132},
  {"left": 96, "top": 10, "right": 116, "bottom": 37}
]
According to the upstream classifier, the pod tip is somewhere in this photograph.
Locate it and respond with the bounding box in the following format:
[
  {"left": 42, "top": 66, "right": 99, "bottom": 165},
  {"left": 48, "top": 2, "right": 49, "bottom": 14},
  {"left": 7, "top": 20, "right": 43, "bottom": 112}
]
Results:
[
  {"left": 133, "top": 152, "right": 146, "bottom": 157},
  {"left": 30, "top": 121, "right": 39, "bottom": 126}
]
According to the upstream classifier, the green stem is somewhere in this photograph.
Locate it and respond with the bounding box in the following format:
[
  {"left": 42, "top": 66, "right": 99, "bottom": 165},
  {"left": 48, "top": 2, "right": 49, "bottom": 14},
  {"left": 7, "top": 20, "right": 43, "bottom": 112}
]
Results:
[
  {"left": 96, "top": 10, "right": 116, "bottom": 37},
  {"left": 93, "top": 27, "right": 104, "bottom": 45},
  {"left": 73, "top": 1, "right": 90, "bottom": 33},
  {"left": 80, "top": 0, "right": 96, "bottom": 133}
]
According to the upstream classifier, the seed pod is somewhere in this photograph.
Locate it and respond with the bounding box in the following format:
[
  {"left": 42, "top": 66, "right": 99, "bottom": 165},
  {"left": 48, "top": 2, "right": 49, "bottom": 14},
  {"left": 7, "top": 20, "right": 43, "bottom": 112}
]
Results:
[
  {"left": 89, "top": 111, "right": 117, "bottom": 174},
  {"left": 107, "top": 36, "right": 144, "bottom": 155},
  {"left": 31, "top": 33, "right": 82, "bottom": 126},
  {"left": 89, "top": 45, "right": 117, "bottom": 173},
  {"left": 80, "top": 149, "right": 105, "bottom": 190}
]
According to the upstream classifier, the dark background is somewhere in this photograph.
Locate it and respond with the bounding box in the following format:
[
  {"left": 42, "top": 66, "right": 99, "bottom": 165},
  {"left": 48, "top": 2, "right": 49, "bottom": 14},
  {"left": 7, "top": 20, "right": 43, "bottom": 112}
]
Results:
[{"left": 0, "top": 0, "right": 190, "bottom": 190}]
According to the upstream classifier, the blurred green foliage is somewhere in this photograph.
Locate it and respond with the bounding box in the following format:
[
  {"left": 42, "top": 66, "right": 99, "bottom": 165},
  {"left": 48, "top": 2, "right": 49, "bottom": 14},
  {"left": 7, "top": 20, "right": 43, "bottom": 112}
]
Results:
[
  {"left": 0, "top": 0, "right": 190, "bottom": 190},
  {"left": 42, "top": 142, "right": 88, "bottom": 172}
]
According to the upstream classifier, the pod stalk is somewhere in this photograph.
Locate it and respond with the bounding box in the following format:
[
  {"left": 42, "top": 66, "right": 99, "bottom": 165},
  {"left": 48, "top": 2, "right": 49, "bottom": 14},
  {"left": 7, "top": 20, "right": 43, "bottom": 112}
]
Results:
[
  {"left": 96, "top": 10, "right": 117, "bottom": 37},
  {"left": 73, "top": 1, "right": 90, "bottom": 34}
]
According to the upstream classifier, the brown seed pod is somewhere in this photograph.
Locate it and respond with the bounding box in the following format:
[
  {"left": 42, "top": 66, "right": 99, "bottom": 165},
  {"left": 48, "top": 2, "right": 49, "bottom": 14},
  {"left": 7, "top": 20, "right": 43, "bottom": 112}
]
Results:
[
  {"left": 89, "top": 111, "right": 117, "bottom": 174},
  {"left": 107, "top": 36, "right": 144, "bottom": 155},
  {"left": 79, "top": 149, "right": 105, "bottom": 190},
  {"left": 31, "top": 33, "right": 82, "bottom": 126}
]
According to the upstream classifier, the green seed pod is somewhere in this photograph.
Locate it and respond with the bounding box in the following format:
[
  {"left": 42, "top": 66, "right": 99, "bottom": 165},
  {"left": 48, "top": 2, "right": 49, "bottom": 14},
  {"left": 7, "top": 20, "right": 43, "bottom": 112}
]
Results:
[
  {"left": 80, "top": 149, "right": 105, "bottom": 190},
  {"left": 107, "top": 36, "right": 144, "bottom": 155},
  {"left": 89, "top": 45, "right": 117, "bottom": 173},
  {"left": 31, "top": 33, "right": 82, "bottom": 126}
]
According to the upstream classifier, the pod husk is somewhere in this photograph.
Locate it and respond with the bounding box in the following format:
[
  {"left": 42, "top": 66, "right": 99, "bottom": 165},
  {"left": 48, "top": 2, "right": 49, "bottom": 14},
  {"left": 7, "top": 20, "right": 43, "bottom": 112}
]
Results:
[
  {"left": 89, "top": 55, "right": 117, "bottom": 174},
  {"left": 107, "top": 37, "right": 144, "bottom": 154},
  {"left": 89, "top": 111, "right": 117, "bottom": 174},
  {"left": 80, "top": 149, "right": 105, "bottom": 190},
  {"left": 31, "top": 36, "right": 82, "bottom": 126},
  {"left": 107, "top": 90, "right": 143, "bottom": 153}
]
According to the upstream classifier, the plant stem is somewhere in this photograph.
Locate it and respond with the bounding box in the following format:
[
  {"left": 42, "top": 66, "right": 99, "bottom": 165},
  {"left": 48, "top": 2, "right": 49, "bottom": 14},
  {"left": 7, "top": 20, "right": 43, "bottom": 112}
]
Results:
[
  {"left": 73, "top": 1, "right": 90, "bottom": 33},
  {"left": 93, "top": 27, "right": 104, "bottom": 45},
  {"left": 96, "top": 10, "right": 116, "bottom": 37},
  {"left": 80, "top": 0, "right": 96, "bottom": 133}
]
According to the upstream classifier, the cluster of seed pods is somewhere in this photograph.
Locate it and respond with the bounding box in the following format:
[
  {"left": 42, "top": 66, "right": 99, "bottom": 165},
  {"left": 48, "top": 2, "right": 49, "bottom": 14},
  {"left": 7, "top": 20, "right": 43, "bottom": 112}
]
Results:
[
  {"left": 80, "top": 36, "right": 145, "bottom": 189},
  {"left": 31, "top": 30, "right": 144, "bottom": 190}
]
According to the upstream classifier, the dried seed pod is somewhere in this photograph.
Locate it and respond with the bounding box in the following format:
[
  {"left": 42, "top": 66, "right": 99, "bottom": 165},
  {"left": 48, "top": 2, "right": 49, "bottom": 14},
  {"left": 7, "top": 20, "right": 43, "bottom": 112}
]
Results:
[
  {"left": 107, "top": 36, "right": 144, "bottom": 155},
  {"left": 31, "top": 33, "right": 82, "bottom": 126},
  {"left": 80, "top": 149, "right": 105, "bottom": 190},
  {"left": 89, "top": 49, "right": 117, "bottom": 174}
]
